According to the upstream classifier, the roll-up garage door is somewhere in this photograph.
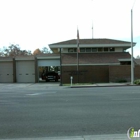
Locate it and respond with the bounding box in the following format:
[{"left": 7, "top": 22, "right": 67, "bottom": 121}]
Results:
[
  {"left": 16, "top": 61, "right": 35, "bottom": 82},
  {"left": 38, "top": 59, "right": 60, "bottom": 66},
  {"left": 0, "top": 62, "right": 13, "bottom": 83}
]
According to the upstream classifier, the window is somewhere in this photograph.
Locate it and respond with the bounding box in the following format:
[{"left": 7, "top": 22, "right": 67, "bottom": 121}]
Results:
[
  {"left": 92, "top": 48, "right": 97, "bottom": 52},
  {"left": 109, "top": 48, "right": 115, "bottom": 51},
  {"left": 74, "top": 48, "right": 77, "bottom": 52},
  {"left": 68, "top": 48, "right": 73, "bottom": 52},
  {"left": 120, "top": 61, "right": 131, "bottom": 65},
  {"left": 68, "top": 48, "right": 77, "bottom": 52},
  {"left": 98, "top": 48, "right": 103, "bottom": 52},
  {"left": 104, "top": 48, "right": 108, "bottom": 52},
  {"left": 80, "top": 48, "right": 85, "bottom": 52},
  {"left": 86, "top": 48, "right": 91, "bottom": 52}
]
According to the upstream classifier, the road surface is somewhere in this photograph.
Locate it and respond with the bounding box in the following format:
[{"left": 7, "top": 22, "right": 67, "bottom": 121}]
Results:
[{"left": 0, "top": 84, "right": 140, "bottom": 139}]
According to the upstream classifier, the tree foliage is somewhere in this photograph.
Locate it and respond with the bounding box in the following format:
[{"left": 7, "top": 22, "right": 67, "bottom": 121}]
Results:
[
  {"left": 0, "top": 44, "right": 51, "bottom": 57},
  {"left": 33, "top": 48, "right": 43, "bottom": 55},
  {"left": 0, "top": 44, "right": 32, "bottom": 57},
  {"left": 33, "top": 47, "right": 51, "bottom": 55},
  {"left": 41, "top": 47, "right": 51, "bottom": 54},
  {"left": 0, "top": 48, "right": 4, "bottom": 56}
]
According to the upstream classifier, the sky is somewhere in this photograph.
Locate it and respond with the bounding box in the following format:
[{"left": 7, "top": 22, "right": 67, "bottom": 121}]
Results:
[{"left": 0, "top": 0, "right": 140, "bottom": 57}]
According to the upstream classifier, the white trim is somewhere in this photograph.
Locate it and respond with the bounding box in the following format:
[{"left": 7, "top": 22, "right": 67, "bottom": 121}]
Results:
[
  {"left": 62, "top": 63, "right": 120, "bottom": 66},
  {"left": 37, "top": 56, "right": 60, "bottom": 60},
  {"left": 38, "top": 59, "right": 60, "bottom": 66},
  {"left": 49, "top": 44, "right": 134, "bottom": 48},
  {"left": 118, "top": 59, "right": 131, "bottom": 61},
  {"left": 15, "top": 58, "right": 35, "bottom": 60}
]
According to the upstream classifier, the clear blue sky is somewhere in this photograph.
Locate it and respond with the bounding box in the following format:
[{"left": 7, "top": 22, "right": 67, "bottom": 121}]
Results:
[{"left": 0, "top": 0, "right": 139, "bottom": 57}]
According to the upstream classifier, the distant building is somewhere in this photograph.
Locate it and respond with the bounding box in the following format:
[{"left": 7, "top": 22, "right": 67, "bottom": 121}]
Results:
[
  {"left": 49, "top": 38, "right": 137, "bottom": 66},
  {"left": 0, "top": 38, "right": 140, "bottom": 83},
  {"left": 49, "top": 38, "right": 140, "bottom": 83}
]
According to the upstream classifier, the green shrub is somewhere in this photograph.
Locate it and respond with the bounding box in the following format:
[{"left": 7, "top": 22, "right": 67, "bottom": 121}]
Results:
[{"left": 134, "top": 79, "right": 140, "bottom": 85}]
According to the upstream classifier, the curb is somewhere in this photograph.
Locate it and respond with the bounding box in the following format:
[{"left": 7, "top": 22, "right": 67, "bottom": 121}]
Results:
[
  {"left": 0, "top": 134, "right": 129, "bottom": 140},
  {"left": 70, "top": 84, "right": 139, "bottom": 88}
]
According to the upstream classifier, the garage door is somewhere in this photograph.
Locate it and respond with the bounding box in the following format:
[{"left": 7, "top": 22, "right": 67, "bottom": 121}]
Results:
[
  {"left": 16, "top": 61, "right": 35, "bottom": 83},
  {"left": 38, "top": 59, "right": 60, "bottom": 66},
  {"left": 0, "top": 62, "right": 13, "bottom": 83}
]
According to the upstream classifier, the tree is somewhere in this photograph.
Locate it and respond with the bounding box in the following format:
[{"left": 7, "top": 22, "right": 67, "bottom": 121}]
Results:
[
  {"left": 33, "top": 47, "right": 52, "bottom": 55},
  {"left": 4, "top": 44, "right": 21, "bottom": 56},
  {"left": 41, "top": 47, "right": 51, "bottom": 54},
  {"left": 2, "top": 44, "right": 32, "bottom": 57},
  {"left": 136, "top": 55, "right": 140, "bottom": 59},
  {"left": 20, "top": 50, "right": 32, "bottom": 56},
  {"left": 0, "top": 48, "right": 4, "bottom": 56},
  {"left": 33, "top": 48, "right": 43, "bottom": 55}
]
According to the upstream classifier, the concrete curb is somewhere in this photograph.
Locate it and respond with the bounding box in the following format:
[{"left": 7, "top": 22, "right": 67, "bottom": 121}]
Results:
[
  {"left": 0, "top": 134, "right": 131, "bottom": 140},
  {"left": 70, "top": 83, "right": 139, "bottom": 88}
]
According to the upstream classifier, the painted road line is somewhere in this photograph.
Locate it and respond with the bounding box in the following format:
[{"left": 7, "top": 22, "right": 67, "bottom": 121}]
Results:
[{"left": 27, "top": 92, "right": 57, "bottom": 96}]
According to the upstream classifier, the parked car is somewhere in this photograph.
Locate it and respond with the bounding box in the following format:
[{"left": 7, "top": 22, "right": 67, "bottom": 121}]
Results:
[{"left": 45, "top": 71, "right": 59, "bottom": 82}]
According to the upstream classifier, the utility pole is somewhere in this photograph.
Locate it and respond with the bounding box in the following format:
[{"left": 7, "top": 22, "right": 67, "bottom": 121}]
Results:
[
  {"left": 131, "top": 0, "right": 137, "bottom": 85},
  {"left": 131, "top": 9, "right": 134, "bottom": 85},
  {"left": 59, "top": 48, "right": 62, "bottom": 86}
]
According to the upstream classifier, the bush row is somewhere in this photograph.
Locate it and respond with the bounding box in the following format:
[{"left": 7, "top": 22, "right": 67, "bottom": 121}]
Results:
[{"left": 134, "top": 79, "right": 140, "bottom": 85}]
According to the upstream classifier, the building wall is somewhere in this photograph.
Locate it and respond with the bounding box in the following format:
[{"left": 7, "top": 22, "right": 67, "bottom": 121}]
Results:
[
  {"left": 62, "top": 65, "right": 109, "bottom": 84},
  {"left": 1, "top": 56, "right": 140, "bottom": 83},
  {"left": 109, "top": 65, "right": 140, "bottom": 82},
  {"left": 62, "top": 65, "right": 140, "bottom": 84},
  {"left": 135, "top": 66, "right": 140, "bottom": 79}
]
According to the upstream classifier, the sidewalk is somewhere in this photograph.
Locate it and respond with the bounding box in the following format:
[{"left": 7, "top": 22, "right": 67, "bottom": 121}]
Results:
[
  {"left": 70, "top": 82, "right": 135, "bottom": 88},
  {"left": 0, "top": 134, "right": 133, "bottom": 140}
]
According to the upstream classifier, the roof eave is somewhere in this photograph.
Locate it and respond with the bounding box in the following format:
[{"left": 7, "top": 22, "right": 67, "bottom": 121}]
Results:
[
  {"left": 49, "top": 43, "right": 136, "bottom": 48},
  {"left": 37, "top": 56, "right": 60, "bottom": 60}
]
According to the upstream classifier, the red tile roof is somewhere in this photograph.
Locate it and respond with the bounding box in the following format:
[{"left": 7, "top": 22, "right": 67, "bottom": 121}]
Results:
[{"left": 62, "top": 52, "right": 131, "bottom": 65}]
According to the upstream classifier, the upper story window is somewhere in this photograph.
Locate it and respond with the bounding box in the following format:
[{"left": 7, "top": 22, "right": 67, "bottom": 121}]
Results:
[
  {"left": 92, "top": 48, "right": 97, "bottom": 52},
  {"left": 86, "top": 48, "right": 91, "bottom": 52},
  {"left": 109, "top": 48, "right": 115, "bottom": 51},
  {"left": 68, "top": 48, "right": 77, "bottom": 52},
  {"left": 104, "top": 48, "right": 108, "bottom": 52},
  {"left": 80, "top": 48, "right": 85, "bottom": 52},
  {"left": 68, "top": 47, "right": 115, "bottom": 53},
  {"left": 68, "top": 48, "right": 73, "bottom": 52},
  {"left": 98, "top": 48, "right": 103, "bottom": 52}
]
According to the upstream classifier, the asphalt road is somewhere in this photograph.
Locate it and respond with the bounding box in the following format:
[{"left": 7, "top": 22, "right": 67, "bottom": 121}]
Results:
[{"left": 0, "top": 83, "right": 140, "bottom": 139}]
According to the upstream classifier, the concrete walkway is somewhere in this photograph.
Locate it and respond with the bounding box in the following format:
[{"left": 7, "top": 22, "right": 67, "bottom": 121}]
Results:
[
  {"left": 70, "top": 82, "right": 134, "bottom": 88},
  {"left": 0, "top": 134, "right": 134, "bottom": 140}
]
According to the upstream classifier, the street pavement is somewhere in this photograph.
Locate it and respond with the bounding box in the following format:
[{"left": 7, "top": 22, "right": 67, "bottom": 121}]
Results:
[
  {"left": 0, "top": 83, "right": 140, "bottom": 140},
  {"left": 0, "top": 134, "right": 136, "bottom": 140}
]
